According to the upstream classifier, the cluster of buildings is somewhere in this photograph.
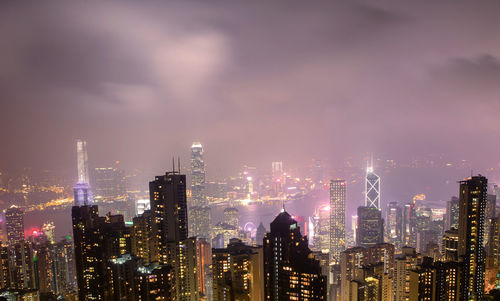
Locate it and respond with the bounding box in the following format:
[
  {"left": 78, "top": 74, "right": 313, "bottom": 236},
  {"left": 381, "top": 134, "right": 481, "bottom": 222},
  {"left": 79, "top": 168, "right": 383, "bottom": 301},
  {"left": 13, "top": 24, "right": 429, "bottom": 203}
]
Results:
[
  {"left": 0, "top": 139, "right": 499, "bottom": 301},
  {"left": 0, "top": 205, "right": 77, "bottom": 300}
]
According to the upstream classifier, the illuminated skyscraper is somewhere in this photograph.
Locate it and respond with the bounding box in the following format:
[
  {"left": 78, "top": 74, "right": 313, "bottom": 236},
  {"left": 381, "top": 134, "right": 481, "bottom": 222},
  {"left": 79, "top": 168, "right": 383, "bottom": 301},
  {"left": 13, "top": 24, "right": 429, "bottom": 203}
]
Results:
[
  {"left": 74, "top": 139, "right": 92, "bottom": 206},
  {"left": 365, "top": 160, "right": 380, "bottom": 209},
  {"left": 77, "top": 139, "right": 89, "bottom": 184},
  {"left": 92, "top": 166, "right": 127, "bottom": 202},
  {"left": 386, "top": 202, "right": 402, "bottom": 249},
  {"left": 330, "top": 179, "right": 346, "bottom": 263},
  {"left": 191, "top": 142, "right": 206, "bottom": 207},
  {"left": 312, "top": 204, "right": 330, "bottom": 252},
  {"left": 5, "top": 205, "right": 24, "bottom": 244},
  {"left": 263, "top": 210, "right": 327, "bottom": 300},
  {"left": 458, "top": 175, "right": 487, "bottom": 300},
  {"left": 190, "top": 142, "right": 211, "bottom": 239}
]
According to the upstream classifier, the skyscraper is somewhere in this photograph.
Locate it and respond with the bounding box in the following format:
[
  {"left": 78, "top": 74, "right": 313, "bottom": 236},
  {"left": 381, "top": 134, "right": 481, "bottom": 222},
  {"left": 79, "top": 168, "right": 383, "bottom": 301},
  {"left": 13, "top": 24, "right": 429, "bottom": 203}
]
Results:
[
  {"left": 445, "top": 196, "right": 459, "bottom": 230},
  {"left": 365, "top": 161, "right": 381, "bottom": 209},
  {"left": 92, "top": 166, "right": 127, "bottom": 202},
  {"left": 150, "top": 171, "right": 198, "bottom": 301},
  {"left": 77, "top": 139, "right": 90, "bottom": 184},
  {"left": 263, "top": 210, "right": 327, "bottom": 300},
  {"left": 74, "top": 139, "right": 92, "bottom": 206},
  {"left": 189, "top": 142, "right": 211, "bottom": 239},
  {"left": 330, "top": 179, "right": 346, "bottom": 263},
  {"left": 458, "top": 175, "right": 488, "bottom": 300},
  {"left": 356, "top": 206, "right": 384, "bottom": 248},
  {"left": 191, "top": 142, "right": 206, "bottom": 207},
  {"left": 212, "top": 238, "right": 264, "bottom": 301},
  {"left": 5, "top": 205, "right": 24, "bottom": 244},
  {"left": 386, "top": 202, "right": 402, "bottom": 249},
  {"left": 313, "top": 160, "right": 324, "bottom": 190}
]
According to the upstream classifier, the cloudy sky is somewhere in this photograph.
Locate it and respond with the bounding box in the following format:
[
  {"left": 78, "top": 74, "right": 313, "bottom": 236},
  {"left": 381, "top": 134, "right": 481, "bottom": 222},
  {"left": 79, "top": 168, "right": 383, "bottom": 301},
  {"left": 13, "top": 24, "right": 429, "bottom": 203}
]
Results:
[{"left": 1, "top": 1, "right": 500, "bottom": 177}]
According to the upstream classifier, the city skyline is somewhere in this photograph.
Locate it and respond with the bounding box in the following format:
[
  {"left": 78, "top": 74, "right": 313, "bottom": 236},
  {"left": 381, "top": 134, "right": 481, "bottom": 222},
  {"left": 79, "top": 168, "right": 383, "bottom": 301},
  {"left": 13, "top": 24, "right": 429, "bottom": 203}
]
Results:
[{"left": 0, "top": 1, "right": 499, "bottom": 300}]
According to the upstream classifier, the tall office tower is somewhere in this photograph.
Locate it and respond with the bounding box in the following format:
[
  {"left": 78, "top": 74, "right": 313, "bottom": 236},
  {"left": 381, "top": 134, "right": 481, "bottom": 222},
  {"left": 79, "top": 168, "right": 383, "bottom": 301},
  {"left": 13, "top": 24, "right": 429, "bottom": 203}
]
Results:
[
  {"left": 365, "top": 160, "right": 380, "bottom": 209},
  {"left": 212, "top": 238, "right": 264, "bottom": 301},
  {"left": 263, "top": 210, "right": 327, "bottom": 300},
  {"left": 132, "top": 210, "right": 158, "bottom": 265},
  {"left": 445, "top": 196, "right": 460, "bottom": 230},
  {"left": 330, "top": 179, "right": 346, "bottom": 263},
  {"left": 442, "top": 229, "right": 459, "bottom": 261},
  {"left": 313, "top": 160, "right": 324, "bottom": 190},
  {"left": 71, "top": 205, "right": 105, "bottom": 300},
  {"left": 386, "top": 202, "right": 402, "bottom": 249},
  {"left": 93, "top": 166, "right": 127, "bottom": 202},
  {"left": 223, "top": 207, "right": 239, "bottom": 229},
  {"left": 77, "top": 139, "right": 90, "bottom": 184},
  {"left": 313, "top": 204, "right": 330, "bottom": 252},
  {"left": 196, "top": 238, "right": 211, "bottom": 298},
  {"left": 190, "top": 142, "right": 211, "bottom": 239},
  {"left": 136, "top": 264, "right": 176, "bottom": 300},
  {"left": 458, "top": 175, "right": 488, "bottom": 300},
  {"left": 150, "top": 172, "right": 198, "bottom": 301},
  {"left": 402, "top": 203, "right": 417, "bottom": 247},
  {"left": 394, "top": 247, "right": 420, "bottom": 301},
  {"left": 5, "top": 205, "right": 24, "bottom": 244},
  {"left": 357, "top": 206, "right": 384, "bottom": 248},
  {"left": 74, "top": 139, "right": 92, "bottom": 206},
  {"left": 10, "top": 241, "right": 35, "bottom": 290},
  {"left": 255, "top": 222, "right": 266, "bottom": 245},
  {"left": 191, "top": 142, "right": 206, "bottom": 207}
]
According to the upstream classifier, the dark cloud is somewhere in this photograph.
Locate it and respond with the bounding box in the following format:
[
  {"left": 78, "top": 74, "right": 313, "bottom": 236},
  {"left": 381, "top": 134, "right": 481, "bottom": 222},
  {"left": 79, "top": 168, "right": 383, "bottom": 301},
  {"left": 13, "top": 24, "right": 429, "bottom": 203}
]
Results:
[{"left": 0, "top": 0, "right": 499, "bottom": 179}]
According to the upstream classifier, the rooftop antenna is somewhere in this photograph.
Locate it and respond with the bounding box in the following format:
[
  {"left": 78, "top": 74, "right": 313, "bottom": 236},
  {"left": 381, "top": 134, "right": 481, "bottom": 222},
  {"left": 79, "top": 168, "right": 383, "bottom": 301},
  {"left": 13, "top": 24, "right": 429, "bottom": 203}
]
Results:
[
  {"left": 172, "top": 157, "right": 175, "bottom": 173},
  {"left": 178, "top": 157, "right": 181, "bottom": 173},
  {"left": 281, "top": 199, "right": 285, "bottom": 213}
]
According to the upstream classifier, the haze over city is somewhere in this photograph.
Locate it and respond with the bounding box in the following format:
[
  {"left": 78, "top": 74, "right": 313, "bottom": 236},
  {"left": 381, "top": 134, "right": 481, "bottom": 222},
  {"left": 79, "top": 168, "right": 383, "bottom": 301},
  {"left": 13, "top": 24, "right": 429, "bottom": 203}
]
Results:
[{"left": 0, "top": 1, "right": 499, "bottom": 301}]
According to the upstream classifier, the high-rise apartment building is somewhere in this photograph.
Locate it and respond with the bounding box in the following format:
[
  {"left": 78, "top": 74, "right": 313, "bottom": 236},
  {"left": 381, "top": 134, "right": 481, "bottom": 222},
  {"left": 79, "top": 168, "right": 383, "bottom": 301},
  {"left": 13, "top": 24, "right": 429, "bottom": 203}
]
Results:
[
  {"left": 5, "top": 205, "right": 24, "bottom": 244},
  {"left": 212, "top": 238, "right": 264, "bottom": 301},
  {"left": 458, "top": 175, "right": 488, "bottom": 300},
  {"left": 150, "top": 171, "right": 198, "bottom": 301},
  {"left": 263, "top": 210, "right": 327, "bottom": 300},
  {"left": 330, "top": 179, "right": 346, "bottom": 263}
]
